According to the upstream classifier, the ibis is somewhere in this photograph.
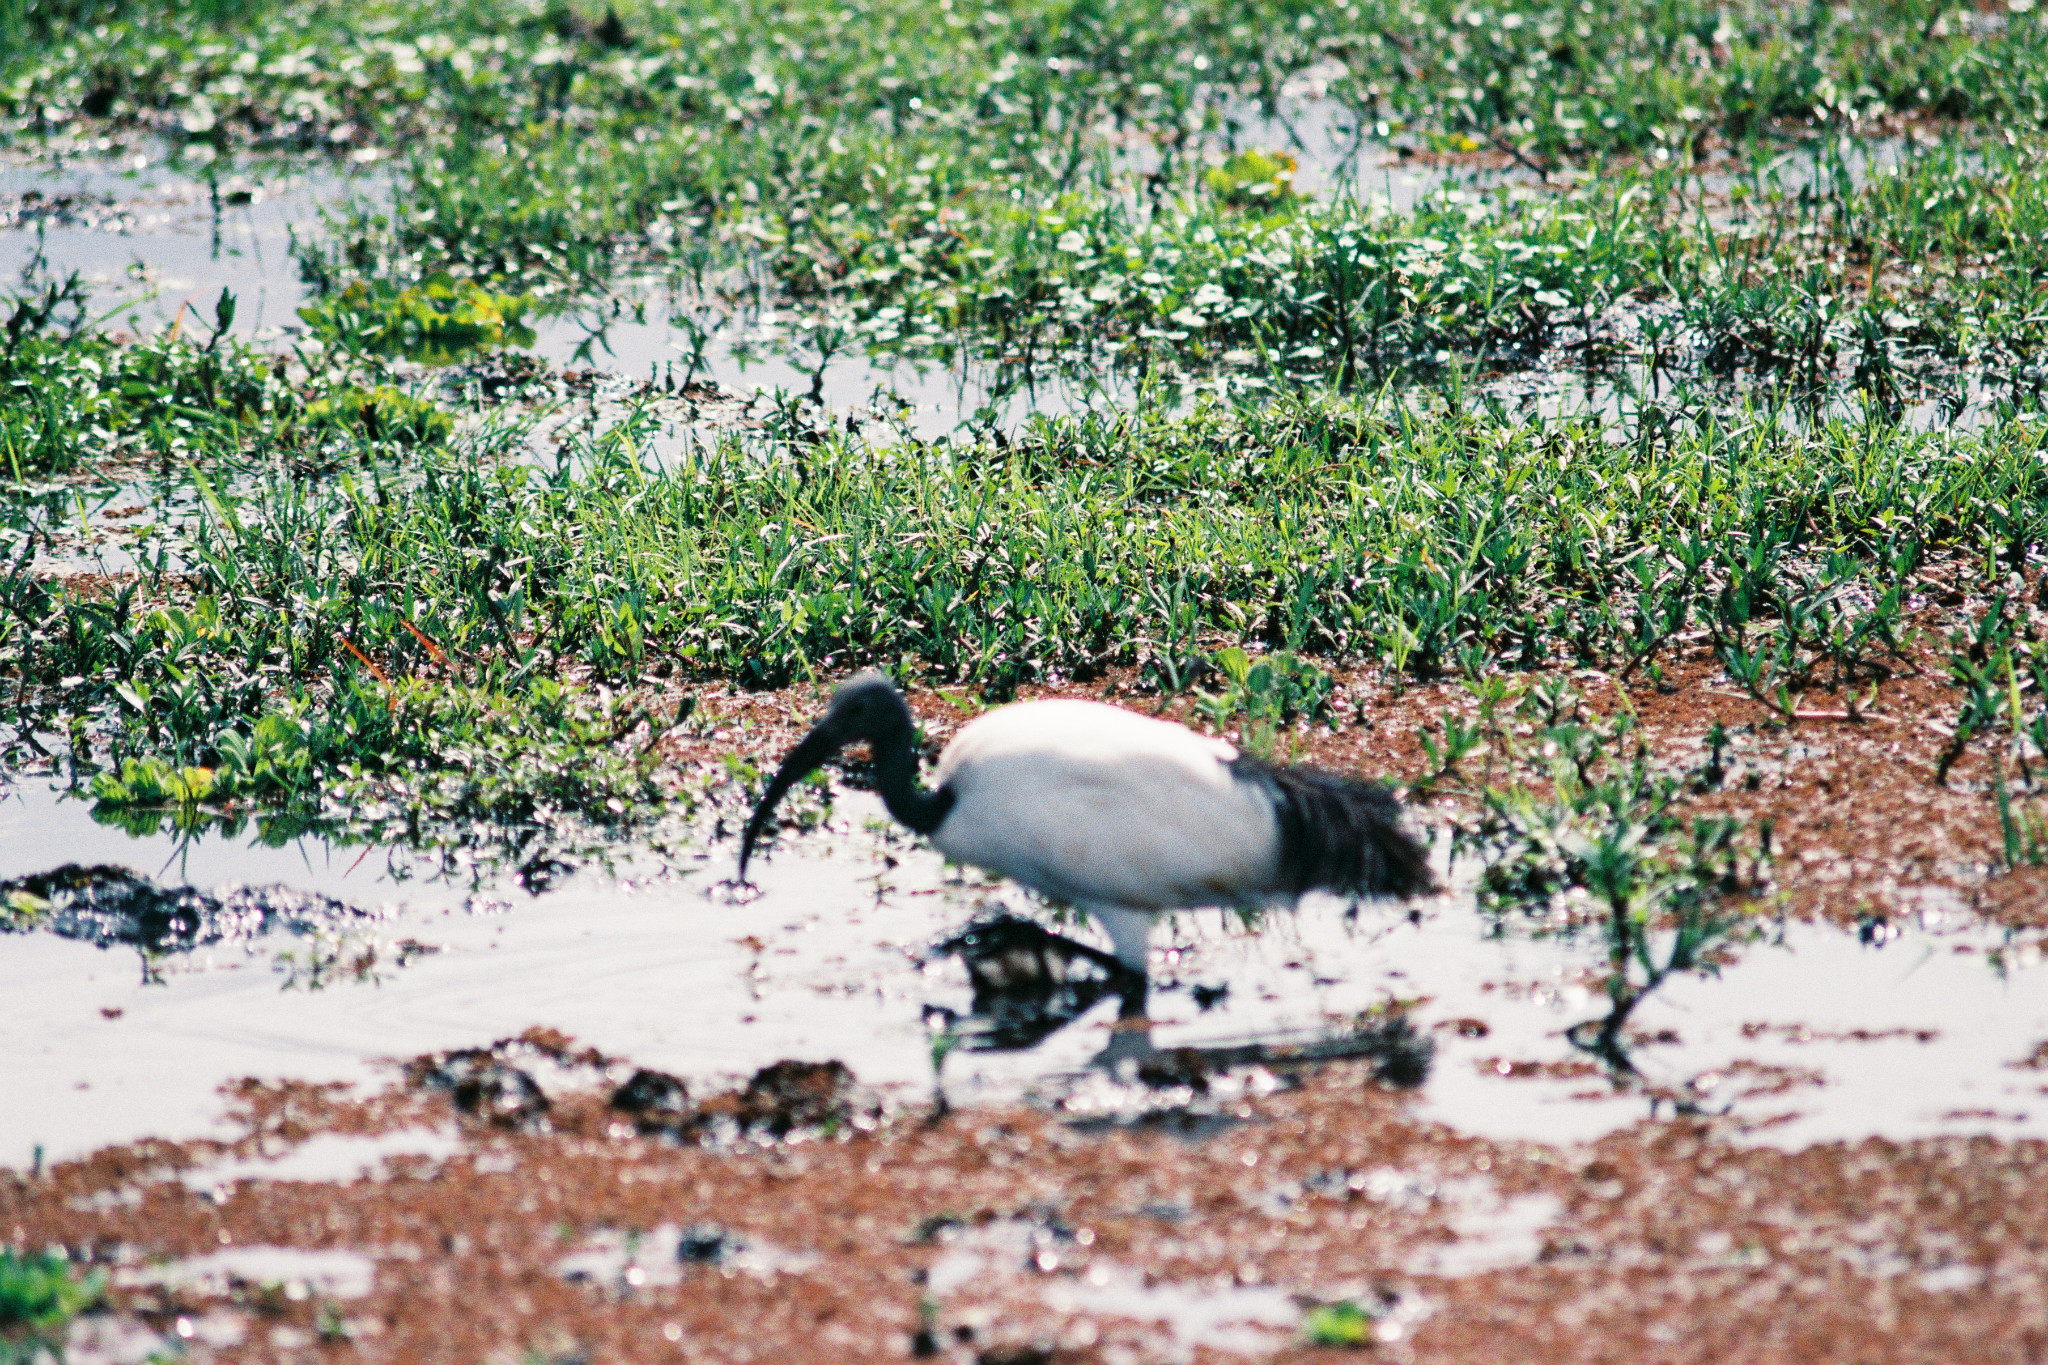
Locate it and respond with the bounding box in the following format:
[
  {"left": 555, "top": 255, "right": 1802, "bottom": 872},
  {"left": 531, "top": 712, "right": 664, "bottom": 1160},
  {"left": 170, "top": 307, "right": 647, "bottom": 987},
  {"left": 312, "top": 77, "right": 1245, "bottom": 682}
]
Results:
[{"left": 738, "top": 672, "right": 1437, "bottom": 1010}]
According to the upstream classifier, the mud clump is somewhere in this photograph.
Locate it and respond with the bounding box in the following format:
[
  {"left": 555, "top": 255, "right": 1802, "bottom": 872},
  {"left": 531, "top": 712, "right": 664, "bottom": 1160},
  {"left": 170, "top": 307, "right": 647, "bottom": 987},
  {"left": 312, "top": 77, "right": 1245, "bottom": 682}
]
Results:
[
  {"left": 611, "top": 1059, "right": 868, "bottom": 1141},
  {"left": 704, "top": 1059, "right": 862, "bottom": 1138},
  {"left": 609, "top": 1068, "right": 692, "bottom": 1136},
  {"left": 407, "top": 1030, "right": 612, "bottom": 1132},
  {"left": 1134, "top": 1048, "right": 1213, "bottom": 1093},
  {"left": 410, "top": 1049, "right": 551, "bottom": 1130},
  {"left": 1364, "top": 1016, "right": 1433, "bottom": 1088},
  {"left": 975, "top": 1345, "right": 1092, "bottom": 1365},
  {"left": 0, "top": 863, "right": 368, "bottom": 952},
  {"left": 408, "top": 1034, "right": 866, "bottom": 1141},
  {"left": 676, "top": 1224, "right": 731, "bottom": 1263}
]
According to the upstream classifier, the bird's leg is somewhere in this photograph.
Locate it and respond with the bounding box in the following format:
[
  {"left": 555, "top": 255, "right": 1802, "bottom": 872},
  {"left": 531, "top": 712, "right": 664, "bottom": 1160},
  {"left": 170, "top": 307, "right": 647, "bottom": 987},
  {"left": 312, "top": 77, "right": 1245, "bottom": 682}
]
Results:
[
  {"left": 1088, "top": 905, "right": 1156, "bottom": 1019},
  {"left": 1089, "top": 905, "right": 1156, "bottom": 974}
]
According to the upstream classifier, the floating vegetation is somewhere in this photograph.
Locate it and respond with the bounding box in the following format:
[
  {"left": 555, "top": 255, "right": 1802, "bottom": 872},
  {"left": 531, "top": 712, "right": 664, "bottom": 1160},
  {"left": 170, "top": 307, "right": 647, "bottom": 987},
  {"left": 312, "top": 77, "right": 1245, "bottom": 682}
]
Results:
[{"left": 298, "top": 274, "right": 535, "bottom": 367}]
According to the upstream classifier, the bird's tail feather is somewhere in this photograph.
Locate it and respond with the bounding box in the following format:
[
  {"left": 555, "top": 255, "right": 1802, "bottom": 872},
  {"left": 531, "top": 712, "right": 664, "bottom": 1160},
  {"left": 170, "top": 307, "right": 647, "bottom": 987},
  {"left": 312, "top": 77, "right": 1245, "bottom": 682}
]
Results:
[{"left": 1232, "top": 757, "right": 1438, "bottom": 899}]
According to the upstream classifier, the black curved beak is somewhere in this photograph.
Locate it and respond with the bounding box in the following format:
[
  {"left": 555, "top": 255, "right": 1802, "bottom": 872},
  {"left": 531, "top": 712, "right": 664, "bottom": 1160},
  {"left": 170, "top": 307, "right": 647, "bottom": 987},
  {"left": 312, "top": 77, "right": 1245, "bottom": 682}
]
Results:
[{"left": 737, "top": 720, "right": 847, "bottom": 882}]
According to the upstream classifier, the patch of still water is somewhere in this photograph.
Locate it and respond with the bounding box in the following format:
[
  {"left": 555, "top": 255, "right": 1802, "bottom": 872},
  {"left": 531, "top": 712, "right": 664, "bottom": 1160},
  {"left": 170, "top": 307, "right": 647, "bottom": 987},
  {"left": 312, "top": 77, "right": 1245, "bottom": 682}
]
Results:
[
  {"left": 6, "top": 143, "right": 1993, "bottom": 453},
  {"left": 2, "top": 784, "right": 2046, "bottom": 1167},
  {"left": 0, "top": 150, "right": 1115, "bottom": 440},
  {"left": 181, "top": 1129, "right": 464, "bottom": 1191},
  {"left": 926, "top": 1217, "right": 1304, "bottom": 1357},
  {"left": 526, "top": 299, "right": 1134, "bottom": 443},
  {"left": 0, "top": 150, "right": 372, "bottom": 339},
  {"left": 115, "top": 1246, "right": 378, "bottom": 1300}
]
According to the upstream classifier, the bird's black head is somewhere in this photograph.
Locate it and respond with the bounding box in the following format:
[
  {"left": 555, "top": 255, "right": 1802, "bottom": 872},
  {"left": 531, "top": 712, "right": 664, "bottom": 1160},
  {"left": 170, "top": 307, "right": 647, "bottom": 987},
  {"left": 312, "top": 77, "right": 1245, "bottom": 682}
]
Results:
[
  {"left": 737, "top": 672, "right": 915, "bottom": 880},
  {"left": 813, "top": 671, "right": 916, "bottom": 752}
]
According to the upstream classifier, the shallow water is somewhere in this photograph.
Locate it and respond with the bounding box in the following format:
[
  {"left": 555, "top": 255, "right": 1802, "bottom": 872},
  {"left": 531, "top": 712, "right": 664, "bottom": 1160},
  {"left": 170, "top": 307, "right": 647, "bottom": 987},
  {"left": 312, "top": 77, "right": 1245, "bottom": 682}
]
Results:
[
  {"left": 0, "top": 151, "right": 1117, "bottom": 440},
  {"left": 525, "top": 297, "right": 1134, "bottom": 441},
  {"left": 926, "top": 1217, "right": 1304, "bottom": 1356},
  {"left": 116, "top": 1246, "right": 378, "bottom": 1300},
  {"left": 2, "top": 782, "right": 2045, "bottom": 1168},
  {"left": 8, "top": 144, "right": 1977, "bottom": 458},
  {"left": 0, "top": 150, "right": 369, "bottom": 339},
  {"left": 181, "top": 1129, "right": 464, "bottom": 1190}
]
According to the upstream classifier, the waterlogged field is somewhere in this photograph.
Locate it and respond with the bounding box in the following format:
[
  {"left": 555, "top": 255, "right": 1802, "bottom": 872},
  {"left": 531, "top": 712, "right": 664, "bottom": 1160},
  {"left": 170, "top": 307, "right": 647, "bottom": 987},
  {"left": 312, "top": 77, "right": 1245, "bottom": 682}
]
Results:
[{"left": 5, "top": 0, "right": 2048, "bottom": 1360}]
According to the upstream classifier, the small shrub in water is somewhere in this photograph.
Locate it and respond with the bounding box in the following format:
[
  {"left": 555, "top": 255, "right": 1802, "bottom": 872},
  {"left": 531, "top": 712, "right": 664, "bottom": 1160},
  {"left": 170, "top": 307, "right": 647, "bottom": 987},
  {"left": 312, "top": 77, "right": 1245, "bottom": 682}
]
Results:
[
  {"left": 1301, "top": 1299, "right": 1375, "bottom": 1347},
  {"left": 299, "top": 273, "right": 534, "bottom": 366},
  {"left": 304, "top": 385, "right": 454, "bottom": 445},
  {"left": 1205, "top": 149, "right": 1297, "bottom": 207},
  {"left": 0, "top": 1248, "right": 105, "bottom": 1362}
]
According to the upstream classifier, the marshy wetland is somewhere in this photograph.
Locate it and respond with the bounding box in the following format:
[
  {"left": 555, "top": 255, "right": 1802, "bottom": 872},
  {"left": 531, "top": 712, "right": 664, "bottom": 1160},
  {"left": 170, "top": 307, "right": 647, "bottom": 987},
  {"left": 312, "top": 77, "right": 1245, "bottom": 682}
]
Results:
[{"left": 7, "top": 0, "right": 2048, "bottom": 1359}]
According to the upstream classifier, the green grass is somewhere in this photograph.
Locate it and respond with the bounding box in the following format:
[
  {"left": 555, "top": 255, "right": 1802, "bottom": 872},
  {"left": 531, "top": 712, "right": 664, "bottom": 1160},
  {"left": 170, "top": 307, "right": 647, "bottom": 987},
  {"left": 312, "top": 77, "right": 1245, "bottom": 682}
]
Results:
[
  {"left": 15, "top": 0, "right": 2048, "bottom": 402},
  {"left": 11, "top": 0, "right": 2048, "bottom": 160},
  {"left": 0, "top": 354, "right": 2038, "bottom": 851},
  {"left": 277, "top": 119, "right": 2048, "bottom": 421},
  {"left": 3, "top": 0, "right": 2048, "bottom": 874},
  {"left": 72, "top": 392, "right": 2032, "bottom": 695}
]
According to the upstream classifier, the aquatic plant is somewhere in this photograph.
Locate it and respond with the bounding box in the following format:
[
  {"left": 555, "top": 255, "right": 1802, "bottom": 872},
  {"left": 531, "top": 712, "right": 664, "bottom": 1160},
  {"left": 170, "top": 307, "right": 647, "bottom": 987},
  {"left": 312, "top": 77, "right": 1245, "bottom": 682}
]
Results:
[
  {"left": 1300, "top": 1299, "right": 1376, "bottom": 1348},
  {"left": 1453, "top": 686, "right": 1773, "bottom": 1072},
  {"left": 0, "top": 1248, "right": 104, "bottom": 1365},
  {"left": 303, "top": 385, "right": 454, "bottom": 445},
  {"left": 298, "top": 274, "right": 534, "bottom": 367}
]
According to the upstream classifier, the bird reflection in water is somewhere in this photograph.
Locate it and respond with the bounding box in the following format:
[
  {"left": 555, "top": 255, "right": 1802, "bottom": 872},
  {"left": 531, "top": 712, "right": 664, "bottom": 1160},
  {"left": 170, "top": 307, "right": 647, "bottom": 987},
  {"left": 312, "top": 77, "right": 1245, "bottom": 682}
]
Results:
[{"left": 923, "top": 911, "right": 1434, "bottom": 1090}]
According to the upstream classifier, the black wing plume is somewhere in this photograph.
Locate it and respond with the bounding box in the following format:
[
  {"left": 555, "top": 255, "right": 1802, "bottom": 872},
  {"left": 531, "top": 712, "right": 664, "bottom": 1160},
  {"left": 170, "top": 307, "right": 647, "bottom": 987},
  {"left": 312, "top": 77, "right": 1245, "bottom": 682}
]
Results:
[{"left": 1230, "top": 757, "right": 1437, "bottom": 899}]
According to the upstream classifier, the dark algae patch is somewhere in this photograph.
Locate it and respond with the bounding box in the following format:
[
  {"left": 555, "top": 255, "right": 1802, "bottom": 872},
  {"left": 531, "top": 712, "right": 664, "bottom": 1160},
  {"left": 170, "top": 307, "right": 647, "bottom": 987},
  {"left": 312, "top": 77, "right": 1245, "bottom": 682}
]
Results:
[{"left": 0, "top": 862, "right": 367, "bottom": 952}]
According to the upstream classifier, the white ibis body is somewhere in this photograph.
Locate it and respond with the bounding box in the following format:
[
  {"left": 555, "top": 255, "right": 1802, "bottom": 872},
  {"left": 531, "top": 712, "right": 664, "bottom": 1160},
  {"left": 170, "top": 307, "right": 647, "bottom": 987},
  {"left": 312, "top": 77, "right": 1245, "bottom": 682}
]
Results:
[{"left": 738, "top": 673, "right": 1436, "bottom": 989}]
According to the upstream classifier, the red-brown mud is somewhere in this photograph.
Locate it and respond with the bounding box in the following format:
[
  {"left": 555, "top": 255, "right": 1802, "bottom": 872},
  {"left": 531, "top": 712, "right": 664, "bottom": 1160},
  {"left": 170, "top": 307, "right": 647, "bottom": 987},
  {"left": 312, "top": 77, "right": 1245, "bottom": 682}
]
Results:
[
  {"left": 664, "top": 642, "right": 2038, "bottom": 930},
  {"left": 9, "top": 1043, "right": 2046, "bottom": 1363}
]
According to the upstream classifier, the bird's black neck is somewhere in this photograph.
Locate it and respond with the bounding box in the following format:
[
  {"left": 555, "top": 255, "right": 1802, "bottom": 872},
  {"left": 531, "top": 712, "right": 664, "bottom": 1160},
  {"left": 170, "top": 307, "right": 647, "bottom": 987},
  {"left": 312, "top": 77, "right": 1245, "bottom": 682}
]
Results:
[{"left": 870, "top": 734, "right": 954, "bottom": 835}]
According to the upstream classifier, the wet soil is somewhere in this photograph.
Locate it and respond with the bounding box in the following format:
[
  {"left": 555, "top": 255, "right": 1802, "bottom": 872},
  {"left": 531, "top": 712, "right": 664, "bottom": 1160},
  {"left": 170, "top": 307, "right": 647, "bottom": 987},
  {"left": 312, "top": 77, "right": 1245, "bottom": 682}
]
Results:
[
  {"left": 0, "top": 863, "right": 374, "bottom": 952},
  {"left": 657, "top": 623, "right": 2038, "bottom": 932},
  {"left": 9, "top": 1041, "right": 2048, "bottom": 1363}
]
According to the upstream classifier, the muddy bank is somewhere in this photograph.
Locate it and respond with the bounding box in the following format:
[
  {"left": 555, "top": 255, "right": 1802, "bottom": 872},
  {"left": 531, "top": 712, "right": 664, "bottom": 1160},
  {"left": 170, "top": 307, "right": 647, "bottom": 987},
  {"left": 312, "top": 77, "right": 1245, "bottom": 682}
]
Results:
[
  {"left": 2, "top": 654, "right": 2043, "bottom": 1362},
  {"left": 8, "top": 1035, "right": 2047, "bottom": 1364},
  {"left": 660, "top": 641, "right": 2044, "bottom": 932}
]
